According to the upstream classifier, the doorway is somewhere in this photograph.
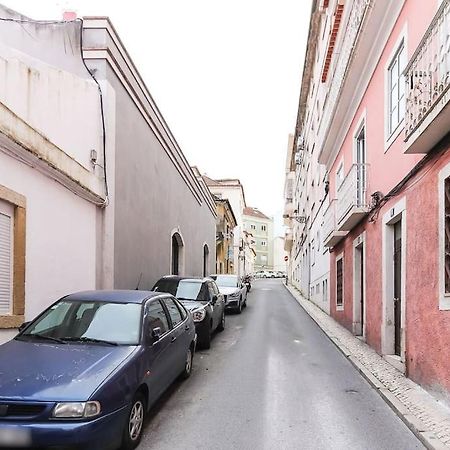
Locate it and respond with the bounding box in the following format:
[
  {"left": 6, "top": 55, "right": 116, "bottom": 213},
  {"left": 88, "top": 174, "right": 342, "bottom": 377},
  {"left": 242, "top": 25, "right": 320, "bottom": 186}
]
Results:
[
  {"left": 171, "top": 232, "right": 184, "bottom": 276},
  {"left": 382, "top": 200, "right": 406, "bottom": 371},
  {"left": 353, "top": 233, "right": 365, "bottom": 337}
]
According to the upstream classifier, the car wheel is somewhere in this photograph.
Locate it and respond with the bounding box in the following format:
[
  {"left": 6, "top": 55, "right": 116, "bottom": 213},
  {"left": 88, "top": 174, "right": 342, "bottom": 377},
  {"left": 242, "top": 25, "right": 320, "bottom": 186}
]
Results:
[
  {"left": 180, "top": 346, "right": 193, "bottom": 379},
  {"left": 200, "top": 326, "right": 211, "bottom": 349},
  {"left": 236, "top": 298, "right": 243, "bottom": 314},
  {"left": 121, "top": 392, "right": 146, "bottom": 450},
  {"left": 217, "top": 311, "right": 225, "bottom": 332},
  {"left": 243, "top": 297, "right": 247, "bottom": 308}
]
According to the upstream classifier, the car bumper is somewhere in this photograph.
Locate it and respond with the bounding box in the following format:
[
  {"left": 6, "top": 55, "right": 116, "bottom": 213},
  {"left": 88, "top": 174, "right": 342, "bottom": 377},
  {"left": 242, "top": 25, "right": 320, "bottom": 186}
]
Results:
[
  {"left": 0, "top": 405, "right": 128, "bottom": 450},
  {"left": 225, "top": 297, "right": 240, "bottom": 310}
]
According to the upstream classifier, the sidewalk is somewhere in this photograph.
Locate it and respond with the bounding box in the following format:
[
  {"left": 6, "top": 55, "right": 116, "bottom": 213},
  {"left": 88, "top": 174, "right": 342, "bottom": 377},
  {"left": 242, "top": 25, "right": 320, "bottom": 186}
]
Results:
[{"left": 285, "top": 284, "right": 450, "bottom": 450}]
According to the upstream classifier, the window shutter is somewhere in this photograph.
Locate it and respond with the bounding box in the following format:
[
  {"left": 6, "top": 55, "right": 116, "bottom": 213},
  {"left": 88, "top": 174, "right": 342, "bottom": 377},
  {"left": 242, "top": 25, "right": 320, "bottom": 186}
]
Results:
[{"left": 0, "top": 212, "right": 12, "bottom": 315}]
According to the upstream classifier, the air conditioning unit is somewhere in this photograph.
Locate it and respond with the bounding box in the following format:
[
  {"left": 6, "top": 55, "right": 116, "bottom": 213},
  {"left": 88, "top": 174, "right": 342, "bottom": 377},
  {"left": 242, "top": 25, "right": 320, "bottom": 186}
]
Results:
[
  {"left": 295, "top": 151, "right": 303, "bottom": 165},
  {"left": 296, "top": 135, "right": 305, "bottom": 152}
]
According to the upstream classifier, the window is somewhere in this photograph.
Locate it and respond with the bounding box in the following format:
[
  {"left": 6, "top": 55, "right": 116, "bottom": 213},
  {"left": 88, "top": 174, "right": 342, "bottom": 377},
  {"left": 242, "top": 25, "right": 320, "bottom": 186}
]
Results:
[
  {"left": 311, "top": 240, "right": 315, "bottom": 265},
  {"left": 0, "top": 201, "right": 13, "bottom": 315},
  {"left": 388, "top": 41, "right": 406, "bottom": 135},
  {"left": 261, "top": 240, "right": 267, "bottom": 247},
  {"left": 251, "top": 224, "right": 256, "bottom": 230},
  {"left": 336, "top": 255, "right": 344, "bottom": 308},
  {"left": 261, "top": 225, "right": 266, "bottom": 231},
  {"left": 163, "top": 298, "right": 183, "bottom": 327},
  {"left": 147, "top": 301, "right": 170, "bottom": 334},
  {"left": 0, "top": 190, "right": 25, "bottom": 329},
  {"left": 439, "top": 166, "right": 450, "bottom": 310}
]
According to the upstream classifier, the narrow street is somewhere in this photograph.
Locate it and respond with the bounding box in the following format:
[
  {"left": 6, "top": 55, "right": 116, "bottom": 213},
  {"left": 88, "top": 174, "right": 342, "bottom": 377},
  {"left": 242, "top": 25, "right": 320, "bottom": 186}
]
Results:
[{"left": 140, "top": 279, "right": 423, "bottom": 450}]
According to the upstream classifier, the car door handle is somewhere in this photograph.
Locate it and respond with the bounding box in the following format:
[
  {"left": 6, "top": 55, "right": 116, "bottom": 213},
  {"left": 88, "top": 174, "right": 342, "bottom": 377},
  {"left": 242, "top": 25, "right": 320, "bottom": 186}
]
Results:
[
  {"left": 171, "top": 336, "right": 177, "bottom": 343},
  {"left": 185, "top": 325, "right": 190, "bottom": 331}
]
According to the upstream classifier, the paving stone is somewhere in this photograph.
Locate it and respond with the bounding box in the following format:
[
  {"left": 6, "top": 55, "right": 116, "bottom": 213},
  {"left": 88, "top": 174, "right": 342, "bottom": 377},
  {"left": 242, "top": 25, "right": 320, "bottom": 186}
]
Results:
[{"left": 286, "top": 284, "right": 450, "bottom": 449}]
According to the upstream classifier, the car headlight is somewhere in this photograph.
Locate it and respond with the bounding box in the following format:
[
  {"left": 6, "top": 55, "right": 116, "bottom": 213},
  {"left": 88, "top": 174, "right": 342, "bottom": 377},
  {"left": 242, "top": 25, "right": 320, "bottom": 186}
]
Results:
[
  {"left": 192, "top": 309, "right": 206, "bottom": 322},
  {"left": 52, "top": 401, "right": 101, "bottom": 419}
]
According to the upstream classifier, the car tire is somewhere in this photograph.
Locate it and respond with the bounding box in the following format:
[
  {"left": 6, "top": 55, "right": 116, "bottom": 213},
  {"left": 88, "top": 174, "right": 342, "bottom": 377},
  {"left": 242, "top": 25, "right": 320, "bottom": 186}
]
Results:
[
  {"left": 121, "top": 392, "right": 146, "bottom": 450},
  {"left": 236, "top": 298, "right": 243, "bottom": 314},
  {"left": 200, "top": 326, "right": 211, "bottom": 349},
  {"left": 180, "top": 346, "right": 193, "bottom": 379},
  {"left": 217, "top": 311, "right": 225, "bottom": 332}
]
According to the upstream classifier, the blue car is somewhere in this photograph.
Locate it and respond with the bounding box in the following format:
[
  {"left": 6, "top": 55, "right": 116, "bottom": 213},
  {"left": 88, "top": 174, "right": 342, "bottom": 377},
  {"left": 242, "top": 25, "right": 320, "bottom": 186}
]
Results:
[{"left": 0, "top": 290, "right": 196, "bottom": 450}]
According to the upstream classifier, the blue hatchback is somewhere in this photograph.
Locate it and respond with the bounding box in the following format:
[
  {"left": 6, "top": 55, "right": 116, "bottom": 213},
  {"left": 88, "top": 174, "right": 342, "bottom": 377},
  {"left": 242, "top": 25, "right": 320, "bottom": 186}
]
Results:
[{"left": 0, "top": 290, "right": 196, "bottom": 450}]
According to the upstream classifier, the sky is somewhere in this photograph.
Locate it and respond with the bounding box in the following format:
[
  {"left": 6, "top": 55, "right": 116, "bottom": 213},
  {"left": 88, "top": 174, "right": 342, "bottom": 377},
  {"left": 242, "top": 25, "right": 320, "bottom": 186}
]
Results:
[{"left": 2, "top": 0, "right": 312, "bottom": 235}]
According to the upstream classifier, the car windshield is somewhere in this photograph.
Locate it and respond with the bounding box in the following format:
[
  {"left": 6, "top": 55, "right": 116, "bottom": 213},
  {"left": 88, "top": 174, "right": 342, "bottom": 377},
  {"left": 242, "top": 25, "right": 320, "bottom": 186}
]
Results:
[
  {"left": 215, "top": 275, "right": 238, "bottom": 287},
  {"left": 154, "top": 279, "right": 209, "bottom": 301},
  {"left": 17, "top": 300, "right": 142, "bottom": 345}
]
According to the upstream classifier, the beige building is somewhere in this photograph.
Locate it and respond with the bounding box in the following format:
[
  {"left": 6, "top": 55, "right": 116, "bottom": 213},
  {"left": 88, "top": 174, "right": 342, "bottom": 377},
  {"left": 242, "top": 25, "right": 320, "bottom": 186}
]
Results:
[{"left": 243, "top": 207, "right": 274, "bottom": 272}]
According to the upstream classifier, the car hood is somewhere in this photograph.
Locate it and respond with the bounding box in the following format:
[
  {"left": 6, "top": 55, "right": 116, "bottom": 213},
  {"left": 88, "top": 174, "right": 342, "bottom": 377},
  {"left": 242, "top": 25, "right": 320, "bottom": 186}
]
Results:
[
  {"left": 0, "top": 339, "right": 137, "bottom": 402},
  {"left": 217, "top": 287, "right": 240, "bottom": 296},
  {"left": 178, "top": 299, "right": 208, "bottom": 311}
]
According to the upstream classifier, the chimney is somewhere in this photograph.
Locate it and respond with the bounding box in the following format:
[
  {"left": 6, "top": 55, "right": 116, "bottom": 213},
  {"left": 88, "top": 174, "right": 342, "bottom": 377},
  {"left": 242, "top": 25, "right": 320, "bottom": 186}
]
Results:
[{"left": 63, "top": 11, "right": 77, "bottom": 21}]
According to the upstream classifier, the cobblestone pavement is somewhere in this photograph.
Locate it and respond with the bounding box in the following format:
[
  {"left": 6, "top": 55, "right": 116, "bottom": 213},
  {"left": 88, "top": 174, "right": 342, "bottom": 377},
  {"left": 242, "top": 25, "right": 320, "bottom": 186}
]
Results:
[{"left": 286, "top": 284, "right": 450, "bottom": 450}]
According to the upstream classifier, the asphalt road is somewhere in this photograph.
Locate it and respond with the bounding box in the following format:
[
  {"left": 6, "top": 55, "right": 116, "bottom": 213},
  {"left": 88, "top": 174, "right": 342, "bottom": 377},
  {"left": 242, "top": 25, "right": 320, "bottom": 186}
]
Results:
[{"left": 139, "top": 279, "right": 423, "bottom": 450}]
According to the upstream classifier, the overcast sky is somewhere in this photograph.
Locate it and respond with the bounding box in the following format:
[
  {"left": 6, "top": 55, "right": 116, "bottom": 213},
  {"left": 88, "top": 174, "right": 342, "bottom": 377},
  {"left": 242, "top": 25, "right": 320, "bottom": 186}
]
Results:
[{"left": 2, "top": 0, "right": 311, "bottom": 235}]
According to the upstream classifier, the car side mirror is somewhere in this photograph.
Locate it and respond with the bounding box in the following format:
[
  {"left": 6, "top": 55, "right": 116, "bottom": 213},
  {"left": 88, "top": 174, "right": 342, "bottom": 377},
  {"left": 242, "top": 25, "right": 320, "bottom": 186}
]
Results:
[
  {"left": 151, "top": 327, "right": 162, "bottom": 342},
  {"left": 211, "top": 294, "right": 218, "bottom": 304},
  {"left": 18, "top": 321, "right": 30, "bottom": 332}
]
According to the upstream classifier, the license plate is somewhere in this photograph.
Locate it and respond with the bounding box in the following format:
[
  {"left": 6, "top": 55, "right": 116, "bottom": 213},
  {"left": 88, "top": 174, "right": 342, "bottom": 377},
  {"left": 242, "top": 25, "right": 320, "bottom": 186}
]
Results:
[{"left": 0, "top": 427, "right": 32, "bottom": 447}]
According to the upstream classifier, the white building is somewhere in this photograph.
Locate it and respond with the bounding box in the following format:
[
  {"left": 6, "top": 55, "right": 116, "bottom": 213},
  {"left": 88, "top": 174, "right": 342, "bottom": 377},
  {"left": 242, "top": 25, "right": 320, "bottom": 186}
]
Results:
[{"left": 273, "top": 236, "right": 288, "bottom": 272}]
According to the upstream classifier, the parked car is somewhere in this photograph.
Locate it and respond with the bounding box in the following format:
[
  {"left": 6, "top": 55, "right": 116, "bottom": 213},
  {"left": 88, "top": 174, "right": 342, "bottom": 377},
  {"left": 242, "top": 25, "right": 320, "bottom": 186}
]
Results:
[
  {"left": 210, "top": 274, "right": 247, "bottom": 313},
  {"left": 153, "top": 276, "right": 225, "bottom": 349},
  {"left": 0, "top": 290, "right": 195, "bottom": 450}
]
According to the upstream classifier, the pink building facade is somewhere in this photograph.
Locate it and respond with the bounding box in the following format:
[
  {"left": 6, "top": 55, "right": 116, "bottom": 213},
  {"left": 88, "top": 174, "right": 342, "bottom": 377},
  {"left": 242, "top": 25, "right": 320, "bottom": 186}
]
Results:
[{"left": 288, "top": 0, "right": 450, "bottom": 401}]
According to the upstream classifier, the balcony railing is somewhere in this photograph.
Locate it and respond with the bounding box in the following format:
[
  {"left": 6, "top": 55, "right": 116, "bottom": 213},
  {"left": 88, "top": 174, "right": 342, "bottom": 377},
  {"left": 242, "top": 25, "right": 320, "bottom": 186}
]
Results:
[
  {"left": 336, "top": 163, "right": 370, "bottom": 230},
  {"left": 323, "top": 199, "right": 347, "bottom": 247},
  {"left": 404, "top": 0, "right": 450, "bottom": 151}
]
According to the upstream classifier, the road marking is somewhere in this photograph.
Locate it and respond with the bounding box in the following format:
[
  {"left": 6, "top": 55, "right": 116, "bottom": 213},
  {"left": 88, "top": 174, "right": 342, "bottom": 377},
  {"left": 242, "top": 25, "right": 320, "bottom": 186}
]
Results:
[{"left": 260, "top": 288, "right": 272, "bottom": 291}]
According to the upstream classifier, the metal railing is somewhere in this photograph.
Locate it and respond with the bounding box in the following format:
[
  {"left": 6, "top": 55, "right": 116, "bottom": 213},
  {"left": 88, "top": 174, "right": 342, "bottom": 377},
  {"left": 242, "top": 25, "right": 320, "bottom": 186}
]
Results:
[
  {"left": 323, "top": 199, "right": 337, "bottom": 243},
  {"left": 405, "top": 0, "right": 450, "bottom": 139},
  {"left": 336, "top": 164, "right": 370, "bottom": 224}
]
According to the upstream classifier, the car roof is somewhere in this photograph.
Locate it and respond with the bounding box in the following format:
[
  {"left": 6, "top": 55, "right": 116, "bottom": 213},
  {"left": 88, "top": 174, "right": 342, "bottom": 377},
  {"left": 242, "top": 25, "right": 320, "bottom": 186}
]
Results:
[
  {"left": 157, "top": 276, "right": 212, "bottom": 283},
  {"left": 62, "top": 290, "right": 164, "bottom": 304}
]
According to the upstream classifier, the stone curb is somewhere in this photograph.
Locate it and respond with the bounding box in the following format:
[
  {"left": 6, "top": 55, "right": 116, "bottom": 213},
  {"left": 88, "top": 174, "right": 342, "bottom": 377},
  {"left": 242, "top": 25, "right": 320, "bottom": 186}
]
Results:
[{"left": 283, "top": 283, "right": 449, "bottom": 450}]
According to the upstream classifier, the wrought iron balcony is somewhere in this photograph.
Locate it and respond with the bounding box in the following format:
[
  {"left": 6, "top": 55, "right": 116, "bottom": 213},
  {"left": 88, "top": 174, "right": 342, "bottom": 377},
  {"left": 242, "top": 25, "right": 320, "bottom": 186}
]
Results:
[
  {"left": 336, "top": 164, "right": 370, "bottom": 231},
  {"left": 323, "top": 199, "right": 347, "bottom": 248},
  {"left": 404, "top": 0, "right": 450, "bottom": 153}
]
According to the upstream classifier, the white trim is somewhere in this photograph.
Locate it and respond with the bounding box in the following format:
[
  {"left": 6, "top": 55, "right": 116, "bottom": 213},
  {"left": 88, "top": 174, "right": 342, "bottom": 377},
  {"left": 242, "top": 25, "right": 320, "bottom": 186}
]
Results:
[
  {"left": 438, "top": 162, "right": 450, "bottom": 310},
  {"left": 384, "top": 23, "right": 408, "bottom": 152},
  {"left": 352, "top": 109, "right": 367, "bottom": 164},
  {"left": 353, "top": 232, "right": 366, "bottom": 338},
  {"left": 336, "top": 252, "right": 344, "bottom": 311},
  {"left": 381, "top": 197, "right": 407, "bottom": 370}
]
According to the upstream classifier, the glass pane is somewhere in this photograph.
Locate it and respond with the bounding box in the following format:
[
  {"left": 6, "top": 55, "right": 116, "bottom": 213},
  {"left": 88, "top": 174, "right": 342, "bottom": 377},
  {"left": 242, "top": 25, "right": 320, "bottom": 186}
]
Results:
[
  {"left": 164, "top": 298, "right": 183, "bottom": 327},
  {"left": 147, "top": 301, "right": 169, "bottom": 334}
]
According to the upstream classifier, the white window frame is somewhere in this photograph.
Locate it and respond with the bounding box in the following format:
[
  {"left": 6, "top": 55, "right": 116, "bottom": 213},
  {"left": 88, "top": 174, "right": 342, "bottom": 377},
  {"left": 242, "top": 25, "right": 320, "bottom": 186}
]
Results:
[
  {"left": 336, "top": 252, "right": 344, "bottom": 311},
  {"left": 0, "top": 199, "right": 14, "bottom": 316},
  {"left": 439, "top": 163, "right": 450, "bottom": 310},
  {"left": 384, "top": 25, "right": 408, "bottom": 151}
]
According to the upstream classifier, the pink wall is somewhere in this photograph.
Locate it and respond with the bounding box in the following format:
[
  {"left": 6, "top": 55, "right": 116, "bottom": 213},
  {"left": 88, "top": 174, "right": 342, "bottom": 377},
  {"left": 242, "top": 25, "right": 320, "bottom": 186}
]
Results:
[
  {"left": 327, "top": 0, "right": 450, "bottom": 394},
  {"left": 404, "top": 150, "right": 450, "bottom": 394}
]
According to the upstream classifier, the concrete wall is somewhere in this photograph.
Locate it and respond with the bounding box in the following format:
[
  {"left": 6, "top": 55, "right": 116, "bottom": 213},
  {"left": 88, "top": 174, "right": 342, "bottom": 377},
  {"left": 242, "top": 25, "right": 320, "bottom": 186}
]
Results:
[{"left": 84, "top": 32, "right": 216, "bottom": 290}]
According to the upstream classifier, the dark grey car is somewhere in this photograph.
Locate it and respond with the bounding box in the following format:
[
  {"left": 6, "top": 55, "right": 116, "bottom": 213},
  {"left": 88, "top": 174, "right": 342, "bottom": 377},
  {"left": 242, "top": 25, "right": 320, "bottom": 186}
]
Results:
[{"left": 152, "top": 276, "right": 226, "bottom": 349}]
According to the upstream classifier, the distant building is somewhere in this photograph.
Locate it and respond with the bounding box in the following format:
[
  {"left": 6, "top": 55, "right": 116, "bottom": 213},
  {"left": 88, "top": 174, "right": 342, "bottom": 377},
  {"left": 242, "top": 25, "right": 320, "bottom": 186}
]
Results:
[
  {"left": 203, "top": 177, "right": 252, "bottom": 276},
  {"left": 213, "top": 196, "right": 237, "bottom": 274},
  {"left": 242, "top": 207, "right": 274, "bottom": 271}
]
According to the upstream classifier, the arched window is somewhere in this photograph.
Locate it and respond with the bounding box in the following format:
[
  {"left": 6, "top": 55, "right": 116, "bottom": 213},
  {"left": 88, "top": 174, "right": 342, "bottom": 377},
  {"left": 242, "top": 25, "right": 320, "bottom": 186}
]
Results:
[
  {"left": 171, "top": 232, "right": 184, "bottom": 275},
  {"left": 203, "top": 244, "right": 209, "bottom": 277}
]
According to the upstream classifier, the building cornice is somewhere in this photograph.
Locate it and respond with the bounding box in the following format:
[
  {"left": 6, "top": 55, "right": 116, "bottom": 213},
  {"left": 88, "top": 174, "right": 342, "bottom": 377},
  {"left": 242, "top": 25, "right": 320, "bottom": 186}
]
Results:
[{"left": 82, "top": 17, "right": 215, "bottom": 212}]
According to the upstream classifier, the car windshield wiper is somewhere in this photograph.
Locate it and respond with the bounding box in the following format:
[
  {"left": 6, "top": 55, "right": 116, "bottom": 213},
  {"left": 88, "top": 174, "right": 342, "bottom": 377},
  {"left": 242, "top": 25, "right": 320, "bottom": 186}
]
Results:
[
  {"left": 20, "top": 333, "right": 67, "bottom": 344},
  {"left": 62, "top": 337, "right": 118, "bottom": 346}
]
